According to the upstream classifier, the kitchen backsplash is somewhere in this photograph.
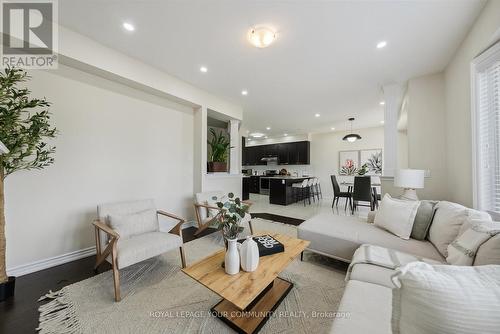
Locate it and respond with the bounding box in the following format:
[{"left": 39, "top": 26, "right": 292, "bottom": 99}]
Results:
[{"left": 244, "top": 164, "right": 314, "bottom": 176}]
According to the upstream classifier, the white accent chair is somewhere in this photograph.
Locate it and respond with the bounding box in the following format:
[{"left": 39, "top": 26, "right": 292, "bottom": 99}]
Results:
[
  {"left": 194, "top": 191, "right": 254, "bottom": 236},
  {"left": 93, "top": 199, "right": 186, "bottom": 302}
]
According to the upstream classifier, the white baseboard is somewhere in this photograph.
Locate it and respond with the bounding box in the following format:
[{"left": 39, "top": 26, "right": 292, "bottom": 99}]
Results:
[
  {"left": 7, "top": 246, "right": 97, "bottom": 277},
  {"left": 7, "top": 222, "right": 196, "bottom": 277}
]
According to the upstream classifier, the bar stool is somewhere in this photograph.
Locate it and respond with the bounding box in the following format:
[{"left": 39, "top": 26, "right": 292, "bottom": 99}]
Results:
[
  {"left": 316, "top": 178, "right": 323, "bottom": 200},
  {"left": 292, "top": 179, "right": 310, "bottom": 206},
  {"left": 307, "top": 178, "right": 315, "bottom": 204}
]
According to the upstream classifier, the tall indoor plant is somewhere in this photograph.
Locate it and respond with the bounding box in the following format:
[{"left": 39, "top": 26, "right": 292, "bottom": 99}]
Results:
[
  {"left": 207, "top": 128, "right": 231, "bottom": 172},
  {"left": 0, "top": 67, "right": 57, "bottom": 301}
]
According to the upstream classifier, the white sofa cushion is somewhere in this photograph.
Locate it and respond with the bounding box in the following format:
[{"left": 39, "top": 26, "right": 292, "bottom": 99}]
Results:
[
  {"left": 116, "top": 231, "right": 182, "bottom": 269},
  {"left": 374, "top": 194, "right": 420, "bottom": 240},
  {"left": 298, "top": 213, "right": 444, "bottom": 262},
  {"left": 109, "top": 208, "right": 159, "bottom": 239},
  {"left": 429, "top": 202, "right": 491, "bottom": 257},
  {"left": 460, "top": 218, "right": 500, "bottom": 266},
  {"left": 349, "top": 245, "right": 443, "bottom": 288},
  {"left": 330, "top": 280, "right": 391, "bottom": 334},
  {"left": 391, "top": 262, "right": 500, "bottom": 334},
  {"left": 447, "top": 223, "right": 500, "bottom": 265}
]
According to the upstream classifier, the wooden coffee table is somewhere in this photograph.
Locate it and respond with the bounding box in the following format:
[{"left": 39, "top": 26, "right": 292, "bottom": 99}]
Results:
[{"left": 182, "top": 233, "right": 309, "bottom": 334}]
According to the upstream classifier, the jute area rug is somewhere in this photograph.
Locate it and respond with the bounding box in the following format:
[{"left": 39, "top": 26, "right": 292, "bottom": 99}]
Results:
[{"left": 38, "top": 219, "right": 347, "bottom": 334}]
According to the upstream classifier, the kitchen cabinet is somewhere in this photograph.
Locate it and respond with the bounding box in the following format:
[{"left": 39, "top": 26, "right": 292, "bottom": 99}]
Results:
[
  {"left": 249, "top": 176, "right": 261, "bottom": 193},
  {"left": 242, "top": 140, "right": 310, "bottom": 166}
]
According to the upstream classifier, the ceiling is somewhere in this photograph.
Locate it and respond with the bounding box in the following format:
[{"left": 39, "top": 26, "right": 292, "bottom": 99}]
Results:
[{"left": 59, "top": 0, "right": 485, "bottom": 138}]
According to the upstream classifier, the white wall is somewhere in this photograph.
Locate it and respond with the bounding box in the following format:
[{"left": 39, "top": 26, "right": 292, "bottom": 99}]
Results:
[
  {"left": 406, "top": 72, "right": 449, "bottom": 200},
  {"left": 310, "top": 126, "right": 385, "bottom": 199},
  {"left": 5, "top": 65, "right": 195, "bottom": 271},
  {"left": 444, "top": 0, "right": 500, "bottom": 207}
]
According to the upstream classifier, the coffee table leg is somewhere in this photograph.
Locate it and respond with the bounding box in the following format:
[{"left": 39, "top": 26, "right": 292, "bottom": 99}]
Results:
[{"left": 211, "top": 277, "right": 293, "bottom": 334}]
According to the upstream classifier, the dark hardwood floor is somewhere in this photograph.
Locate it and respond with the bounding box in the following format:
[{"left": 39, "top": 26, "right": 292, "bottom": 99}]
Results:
[{"left": 0, "top": 215, "right": 306, "bottom": 333}]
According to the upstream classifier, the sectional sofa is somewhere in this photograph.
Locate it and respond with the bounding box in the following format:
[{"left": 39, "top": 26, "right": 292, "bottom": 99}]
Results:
[{"left": 297, "top": 200, "right": 499, "bottom": 333}]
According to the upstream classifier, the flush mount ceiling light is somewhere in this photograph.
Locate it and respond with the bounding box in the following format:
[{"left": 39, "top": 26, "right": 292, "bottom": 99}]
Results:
[
  {"left": 199, "top": 66, "right": 208, "bottom": 73},
  {"left": 248, "top": 26, "right": 277, "bottom": 48},
  {"left": 241, "top": 90, "right": 248, "bottom": 96},
  {"left": 315, "top": 113, "right": 321, "bottom": 118},
  {"left": 342, "top": 117, "right": 362, "bottom": 143},
  {"left": 250, "top": 132, "right": 265, "bottom": 138},
  {"left": 379, "top": 101, "right": 385, "bottom": 105},
  {"left": 122, "top": 22, "right": 135, "bottom": 32},
  {"left": 376, "top": 41, "right": 387, "bottom": 49},
  {"left": 266, "top": 127, "right": 271, "bottom": 130}
]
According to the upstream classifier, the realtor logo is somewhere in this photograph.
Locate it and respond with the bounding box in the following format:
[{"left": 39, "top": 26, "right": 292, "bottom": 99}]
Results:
[{"left": 1, "top": 0, "right": 58, "bottom": 69}]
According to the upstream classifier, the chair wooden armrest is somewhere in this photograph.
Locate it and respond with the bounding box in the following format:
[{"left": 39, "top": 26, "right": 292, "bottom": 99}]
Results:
[
  {"left": 93, "top": 219, "right": 120, "bottom": 239},
  {"left": 194, "top": 203, "right": 221, "bottom": 211},
  {"left": 157, "top": 210, "right": 185, "bottom": 236},
  {"left": 242, "top": 200, "right": 253, "bottom": 207}
]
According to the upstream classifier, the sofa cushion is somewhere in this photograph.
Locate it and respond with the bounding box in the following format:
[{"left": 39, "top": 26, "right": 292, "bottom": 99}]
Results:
[
  {"left": 447, "top": 223, "right": 500, "bottom": 265},
  {"left": 349, "top": 245, "right": 443, "bottom": 288},
  {"left": 464, "top": 219, "right": 500, "bottom": 266},
  {"left": 109, "top": 208, "right": 159, "bottom": 239},
  {"left": 116, "top": 231, "right": 182, "bottom": 269},
  {"left": 429, "top": 202, "right": 491, "bottom": 257},
  {"left": 330, "top": 280, "right": 391, "bottom": 334},
  {"left": 298, "top": 213, "right": 444, "bottom": 262},
  {"left": 410, "top": 200, "right": 437, "bottom": 240},
  {"left": 428, "top": 201, "right": 468, "bottom": 257},
  {"left": 374, "top": 194, "right": 420, "bottom": 240},
  {"left": 391, "top": 262, "right": 500, "bottom": 334}
]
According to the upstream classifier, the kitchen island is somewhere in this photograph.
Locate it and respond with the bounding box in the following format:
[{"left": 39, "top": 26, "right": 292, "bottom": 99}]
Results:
[{"left": 268, "top": 177, "right": 311, "bottom": 205}]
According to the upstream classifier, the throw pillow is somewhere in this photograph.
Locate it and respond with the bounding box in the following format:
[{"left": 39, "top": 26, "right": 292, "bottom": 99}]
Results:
[
  {"left": 446, "top": 224, "right": 500, "bottom": 265},
  {"left": 109, "top": 208, "right": 159, "bottom": 239},
  {"left": 472, "top": 219, "right": 500, "bottom": 266},
  {"left": 428, "top": 201, "right": 468, "bottom": 257},
  {"left": 391, "top": 262, "right": 500, "bottom": 334},
  {"left": 374, "top": 194, "right": 420, "bottom": 240},
  {"left": 410, "top": 200, "right": 437, "bottom": 240}
]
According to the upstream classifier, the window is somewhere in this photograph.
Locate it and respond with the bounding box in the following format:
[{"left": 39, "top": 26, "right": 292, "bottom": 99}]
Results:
[{"left": 472, "top": 42, "right": 500, "bottom": 212}]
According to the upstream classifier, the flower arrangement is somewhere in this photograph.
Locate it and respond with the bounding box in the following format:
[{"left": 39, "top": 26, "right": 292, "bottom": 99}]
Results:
[
  {"left": 340, "top": 159, "right": 358, "bottom": 176},
  {"left": 210, "top": 192, "right": 250, "bottom": 240}
]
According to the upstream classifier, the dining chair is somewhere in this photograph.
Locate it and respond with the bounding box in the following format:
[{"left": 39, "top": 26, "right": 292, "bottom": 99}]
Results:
[
  {"left": 331, "top": 175, "right": 352, "bottom": 211},
  {"left": 351, "top": 176, "right": 375, "bottom": 214},
  {"left": 371, "top": 175, "right": 382, "bottom": 208}
]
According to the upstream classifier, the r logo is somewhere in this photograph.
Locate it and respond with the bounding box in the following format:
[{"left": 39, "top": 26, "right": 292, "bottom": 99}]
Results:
[{"left": 2, "top": 2, "right": 53, "bottom": 54}]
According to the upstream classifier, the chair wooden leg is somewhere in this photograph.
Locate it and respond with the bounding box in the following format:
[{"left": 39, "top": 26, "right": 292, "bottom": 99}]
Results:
[
  {"left": 249, "top": 220, "right": 254, "bottom": 235},
  {"left": 179, "top": 246, "right": 186, "bottom": 268},
  {"left": 332, "top": 197, "right": 335, "bottom": 208},
  {"left": 111, "top": 248, "right": 121, "bottom": 302}
]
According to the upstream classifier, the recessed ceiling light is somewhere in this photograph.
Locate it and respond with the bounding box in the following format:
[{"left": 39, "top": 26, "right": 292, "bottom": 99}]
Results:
[
  {"left": 250, "top": 132, "right": 264, "bottom": 138},
  {"left": 266, "top": 127, "right": 271, "bottom": 130},
  {"left": 248, "top": 26, "right": 277, "bottom": 48},
  {"left": 331, "top": 127, "right": 336, "bottom": 131},
  {"left": 284, "top": 133, "right": 288, "bottom": 136},
  {"left": 380, "top": 120, "right": 385, "bottom": 124},
  {"left": 200, "top": 66, "right": 208, "bottom": 73},
  {"left": 241, "top": 90, "right": 248, "bottom": 96},
  {"left": 315, "top": 113, "right": 321, "bottom": 118},
  {"left": 376, "top": 41, "right": 387, "bottom": 49},
  {"left": 264, "top": 136, "right": 268, "bottom": 139},
  {"left": 122, "top": 22, "right": 135, "bottom": 32},
  {"left": 379, "top": 101, "right": 385, "bottom": 106}
]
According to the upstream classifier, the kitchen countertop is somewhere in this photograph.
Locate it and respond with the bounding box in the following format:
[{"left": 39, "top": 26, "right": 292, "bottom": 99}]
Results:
[{"left": 261, "top": 176, "right": 312, "bottom": 179}]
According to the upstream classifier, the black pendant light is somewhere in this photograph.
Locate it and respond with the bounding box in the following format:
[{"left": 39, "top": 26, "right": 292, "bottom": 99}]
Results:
[{"left": 342, "top": 117, "right": 362, "bottom": 142}]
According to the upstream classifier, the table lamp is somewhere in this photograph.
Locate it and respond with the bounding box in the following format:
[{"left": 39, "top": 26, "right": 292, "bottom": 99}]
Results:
[{"left": 394, "top": 169, "right": 425, "bottom": 200}]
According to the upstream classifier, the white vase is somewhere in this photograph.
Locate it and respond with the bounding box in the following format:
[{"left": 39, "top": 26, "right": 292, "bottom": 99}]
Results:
[
  {"left": 224, "top": 238, "right": 240, "bottom": 275},
  {"left": 240, "top": 236, "right": 259, "bottom": 272}
]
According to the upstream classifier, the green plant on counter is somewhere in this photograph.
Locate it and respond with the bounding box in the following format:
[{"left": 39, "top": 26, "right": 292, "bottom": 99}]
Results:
[{"left": 207, "top": 128, "right": 231, "bottom": 163}]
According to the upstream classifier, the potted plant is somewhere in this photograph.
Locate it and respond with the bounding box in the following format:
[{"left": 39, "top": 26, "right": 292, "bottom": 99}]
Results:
[
  {"left": 0, "top": 68, "right": 57, "bottom": 301},
  {"left": 209, "top": 193, "right": 249, "bottom": 274},
  {"left": 207, "top": 128, "right": 231, "bottom": 172}
]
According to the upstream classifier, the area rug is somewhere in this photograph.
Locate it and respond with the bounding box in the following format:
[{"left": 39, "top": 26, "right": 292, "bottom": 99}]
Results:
[{"left": 38, "top": 220, "right": 346, "bottom": 334}]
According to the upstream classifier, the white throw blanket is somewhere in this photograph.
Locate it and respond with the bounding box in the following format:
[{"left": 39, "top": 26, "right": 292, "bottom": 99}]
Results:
[{"left": 346, "top": 244, "right": 442, "bottom": 281}]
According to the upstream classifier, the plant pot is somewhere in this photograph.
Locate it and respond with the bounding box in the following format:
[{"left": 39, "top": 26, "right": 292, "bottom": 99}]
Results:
[
  {"left": 0, "top": 276, "right": 16, "bottom": 302},
  {"left": 208, "top": 162, "right": 227, "bottom": 173}
]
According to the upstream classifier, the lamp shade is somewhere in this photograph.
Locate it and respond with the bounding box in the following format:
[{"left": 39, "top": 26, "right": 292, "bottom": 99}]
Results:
[
  {"left": 0, "top": 140, "right": 8, "bottom": 154},
  {"left": 394, "top": 169, "right": 425, "bottom": 189}
]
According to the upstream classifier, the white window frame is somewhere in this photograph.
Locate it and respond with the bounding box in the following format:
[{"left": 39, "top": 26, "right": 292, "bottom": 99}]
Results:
[{"left": 471, "top": 41, "right": 500, "bottom": 211}]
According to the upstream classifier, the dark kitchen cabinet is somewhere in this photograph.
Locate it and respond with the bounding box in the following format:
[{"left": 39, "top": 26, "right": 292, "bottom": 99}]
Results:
[
  {"left": 249, "top": 176, "right": 261, "bottom": 193},
  {"left": 242, "top": 141, "right": 310, "bottom": 166}
]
